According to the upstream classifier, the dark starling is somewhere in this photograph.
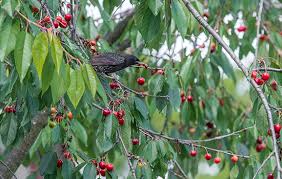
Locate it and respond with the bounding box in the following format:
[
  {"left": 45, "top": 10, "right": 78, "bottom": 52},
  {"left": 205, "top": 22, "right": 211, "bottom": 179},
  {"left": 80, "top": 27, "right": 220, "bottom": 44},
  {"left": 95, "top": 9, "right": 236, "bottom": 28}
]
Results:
[{"left": 91, "top": 52, "right": 139, "bottom": 74}]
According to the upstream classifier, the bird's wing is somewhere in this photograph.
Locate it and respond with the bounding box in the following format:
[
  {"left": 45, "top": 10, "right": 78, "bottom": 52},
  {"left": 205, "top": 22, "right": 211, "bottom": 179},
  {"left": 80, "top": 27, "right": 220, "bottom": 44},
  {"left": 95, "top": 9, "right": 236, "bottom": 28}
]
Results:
[{"left": 91, "top": 53, "right": 124, "bottom": 66}]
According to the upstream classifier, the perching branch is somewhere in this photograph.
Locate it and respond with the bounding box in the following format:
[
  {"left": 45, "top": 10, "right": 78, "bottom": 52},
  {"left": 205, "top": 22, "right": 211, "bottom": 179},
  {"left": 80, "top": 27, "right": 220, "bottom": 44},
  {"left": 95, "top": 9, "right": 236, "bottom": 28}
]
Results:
[
  {"left": 0, "top": 111, "right": 48, "bottom": 179},
  {"left": 182, "top": 0, "right": 281, "bottom": 176}
]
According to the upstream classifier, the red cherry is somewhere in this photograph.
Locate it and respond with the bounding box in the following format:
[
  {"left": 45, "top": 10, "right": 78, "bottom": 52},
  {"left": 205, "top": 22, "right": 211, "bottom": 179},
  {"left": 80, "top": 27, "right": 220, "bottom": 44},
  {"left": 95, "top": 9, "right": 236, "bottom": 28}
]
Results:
[
  {"left": 256, "top": 136, "right": 263, "bottom": 144},
  {"left": 4, "top": 106, "right": 11, "bottom": 113},
  {"left": 189, "top": 150, "right": 197, "bottom": 157},
  {"left": 214, "top": 157, "right": 221, "bottom": 164},
  {"left": 219, "top": 98, "right": 224, "bottom": 106},
  {"left": 132, "top": 138, "right": 139, "bottom": 145},
  {"left": 43, "top": 16, "right": 51, "bottom": 23},
  {"left": 261, "top": 72, "right": 270, "bottom": 81},
  {"left": 274, "top": 124, "right": 281, "bottom": 133},
  {"left": 280, "top": 31, "right": 282, "bottom": 36},
  {"left": 267, "top": 173, "right": 274, "bottom": 179},
  {"left": 256, "top": 143, "right": 266, "bottom": 152},
  {"left": 66, "top": 3, "right": 72, "bottom": 8},
  {"left": 118, "top": 118, "right": 125, "bottom": 126},
  {"left": 254, "top": 78, "right": 264, "bottom": 85},
  {"left": 231, "top": 155, "right": 238, "bottom": 163},
  {"left": 276, "top": 133, "right": 280, "bottom": 139},
  {"left": 53, "top": 21, "right": 59, "bottom": 28},
  {"left": 259, "top": 34, "right": 269, "bottom": 41},
  {"left": 32, "top": 6, "right": 39, "bottom": 13},
  {"left": 57, "top": 159, "right": 63, "bottom": 168},
  {"left": 137, "top": 77, "right": 145, "bottom": 85},
  {"left": 117, "top": 110, "right": 125, "bottom": 119},
  {"left": 64, "top": 14, "right": 72, "bottom": 22},
  {"left": 99, "top": 161, "right": 106, "bottom": 169},
  {"left": 206, "top": 122, "right": 214, "bottom": 129},
  {"left": 106, "top": 163, "right": 114, "bottom": 171},
  {"left": 205, "top": 153, "right": 212, "bottom": 160},
  {"left": 271, "top": 80, "right": 278, "bottom": 91},
  {"left": 251, "top": 71, "right": 257, "bottom": 79},
  {"left": 181, "top": 96, "right": 186, "bottom": 103},
  {"left": 59, "top": 20, "right": 68, "bottom": 28},
  {"left": 110, "top": 81, "right": 119, "bottom": 89},
  {"left": 99, "top": 169, "right": 106, "bottom": 176},
  {"left": 55, "top": 115, "right": 64, "bottom": 123},
  {"left": 63, "top": 151, "right": 71, "bottom": 159},
  {"left": 187, "top": 95, "right": 193, "bottom": 103},
  {"left": 102, "top": 108, "right": 111, "bottom": 116},
  {"left": 237, "top": 25, "right": 247, "bottom": 32},
  {"left": 92, "top": 160, "right": 97, "bottom": 166},
  {"left": 56, "top": 16, "right": 63, "bottom": 22}
]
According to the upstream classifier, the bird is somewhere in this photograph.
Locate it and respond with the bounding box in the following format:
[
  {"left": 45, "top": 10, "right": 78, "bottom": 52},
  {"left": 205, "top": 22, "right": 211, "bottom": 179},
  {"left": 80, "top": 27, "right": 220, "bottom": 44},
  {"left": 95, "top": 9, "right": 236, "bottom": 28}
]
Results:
[{"left": 90, "top": 52, "right": 140, "bottom": 74}]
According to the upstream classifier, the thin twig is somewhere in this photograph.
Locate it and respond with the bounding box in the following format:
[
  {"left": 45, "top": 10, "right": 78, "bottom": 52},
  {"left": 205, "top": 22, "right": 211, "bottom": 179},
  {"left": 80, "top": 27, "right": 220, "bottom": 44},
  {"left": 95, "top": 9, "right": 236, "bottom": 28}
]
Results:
[
  {"left": 92, "top": 102, "right": 104, "bottom": 110},
  {"left": 40, "top": 1, "right": 56, "bottom": 30},
  {"left": 0, "top": 160, "right": 18, "bottom": 179},
  {"left": 255, "top": 67, "right": 282, "bottom": 72},
  {"left": 117, "top": 129, "right": 137, "bottom": 179},
  {"left": 174, "top": 160, "right": 188, "bottom": 179},
  {"left": 139, "top": 127, "right": 250, "bottom": 158},
  {"left": 17, "top": 11, "right": 47, "bottom": 30},
  {"left": 253, "top": 0, "right": 264, "bottom": 68},
  {"left": 182, "top": 1, "right": 281, "bottom": 176},
  {"left": 252, "top": 151, "right": 274, "bottom": 179}
]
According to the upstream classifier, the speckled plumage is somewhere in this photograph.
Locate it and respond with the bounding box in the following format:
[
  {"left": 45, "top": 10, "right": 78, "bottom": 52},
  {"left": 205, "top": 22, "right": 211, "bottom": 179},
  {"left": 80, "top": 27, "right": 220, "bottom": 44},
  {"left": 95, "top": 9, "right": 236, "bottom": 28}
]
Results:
[{"left": 91, "top": 53, "right": 139, "bottom": 74}]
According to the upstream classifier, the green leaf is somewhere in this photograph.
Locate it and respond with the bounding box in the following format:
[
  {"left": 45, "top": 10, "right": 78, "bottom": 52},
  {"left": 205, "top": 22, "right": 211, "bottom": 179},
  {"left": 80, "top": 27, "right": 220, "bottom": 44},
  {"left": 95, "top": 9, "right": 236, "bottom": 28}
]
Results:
[
  {"left": 82, "top": 64, "right": 97, "bottom": 99},
  {"left": 32, "top": 32, "right": 49, "bottom": 79},
  {"left": 71, "top": 120, "right": 88, "bottom": 146},
  {"left": 62, "top": 159, "right": 73, "bottom": 179},
  {"left": 39, "top": 152, "right": 57, "bottom": 175},
  {"left": 50, "top": 35, "right": 63, "bottom": 74},
  {"left": 0, "top": 19, "right": 17, "bottom": 62},
  {"left": 42, "top": 53, "right": 55, "bottom": 94},
  {"left": 51, "top": 125, "right": 61, "bottom": 144},
  {"left": 51, "top": 65, "right": 69, "bottom": 103},
  {"left": 143, "top": 141, "right": 158, "bottom": 163},
  {"left": 14, "top": 31, "right": 33, "bottom": 82},
  {"left": 67, "top": 68, "right": 85, "bottom": 108},
  {"left": 230, "top": 165, "right": 239, "bottom": 179},
  {"left": 171, "top": 0, "right": 188, "bottom": 38},
  {"left": 134, "top": 97, "right": 149, "bottom": 119},
  {"left": 149, "top": 75, "right": 164, "bottom": 95},
  {"left": 83, "top": 163, "right": 96, "bottom": 179},
  {"left": 148, "top": 0, "right": 163, "bottom": 16},
  {"left": 1, "top": 0, "right": 20, "bottom": 17},
  {"left": 0, "top": 114, "right": 17, "bottom": 146}
]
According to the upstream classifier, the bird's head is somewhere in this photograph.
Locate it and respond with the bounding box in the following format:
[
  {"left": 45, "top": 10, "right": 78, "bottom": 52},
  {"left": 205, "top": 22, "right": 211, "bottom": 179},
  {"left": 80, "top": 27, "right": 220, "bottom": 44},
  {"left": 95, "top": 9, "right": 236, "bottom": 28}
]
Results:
[{"left": 125, "top": 55, "right": 140, "bottom": 66}]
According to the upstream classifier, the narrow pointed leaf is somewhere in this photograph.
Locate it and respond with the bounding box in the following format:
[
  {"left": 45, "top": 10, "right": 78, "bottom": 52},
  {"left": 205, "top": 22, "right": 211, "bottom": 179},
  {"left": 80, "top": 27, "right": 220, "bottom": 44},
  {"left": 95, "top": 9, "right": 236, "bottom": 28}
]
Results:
[{"left": 67, "top": 68, "right": 85, "bottom": 108}]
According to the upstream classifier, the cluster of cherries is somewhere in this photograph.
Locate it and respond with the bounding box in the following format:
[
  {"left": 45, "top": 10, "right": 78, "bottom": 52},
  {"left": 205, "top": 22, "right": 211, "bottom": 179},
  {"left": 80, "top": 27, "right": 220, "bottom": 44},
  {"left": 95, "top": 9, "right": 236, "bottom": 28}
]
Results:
[
  {"left": 56, "top": 150, "right": 73, "bottom": 168},
  {"left": 255, "top": 136, "right": 266, "bottom": 152},
  {"left": 37, "top": 14, "right": 72, "bottom": 29},
  {"left": 189, "top": 150, "right": 239, "bottom": 164},
  {"left": 3, "top": 105, "right": 16, "bottom": 113},
  {"left": 268, "top": 124, "right": 281, "bottom": 139},
  {"left": 49, "top": 107, "right": 73, "bottom": 128},
  {"left": 102, "top": 108, "right": 125, "bottom": 126},
  {"left": 180, "top": 91, "right": 193, "bottom": 104},
  {"left": 92, "top": 160, "right": 114, "bottom": 177},
  {"left": 251, "top": 71, "right": 270, "bottom": 86}
]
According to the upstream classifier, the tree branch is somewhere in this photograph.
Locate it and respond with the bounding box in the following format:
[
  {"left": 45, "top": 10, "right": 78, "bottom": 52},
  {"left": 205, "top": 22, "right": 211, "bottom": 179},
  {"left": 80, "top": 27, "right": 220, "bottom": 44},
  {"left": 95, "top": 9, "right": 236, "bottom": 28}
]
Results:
[
  {"left": 252, "top": 151, "right": 274, "bottom": 179},
  {"left": 255, "top": 67, "right": 282, "bottom": 73},
  {"left": 182, "top": 0, "right": 281, "bottom": 176},
  {"left": 174, "top": 160, "right": 189, "bottom": 179},
  {"left": 139, "top": 127, "right": 250, "bottom": 158},
  {"left": 0, "top": 111, "right": 48, "bottom": 179},
  {"left": 253, "top": 0, "right": 264, "bottom": 68},
  {"left": 117, "top": 129, "right": 137, "bottom": 179},
  {"left": 104, "top": 11, "right": 134, "bottom": 45}
]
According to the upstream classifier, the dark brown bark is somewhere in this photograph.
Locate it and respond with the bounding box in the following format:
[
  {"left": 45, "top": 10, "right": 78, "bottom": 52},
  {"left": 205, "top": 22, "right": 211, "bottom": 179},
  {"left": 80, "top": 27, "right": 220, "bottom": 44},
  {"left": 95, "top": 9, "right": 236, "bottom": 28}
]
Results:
[{"left": 0, "top": 111, "right": 48, "bottom": 179}]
